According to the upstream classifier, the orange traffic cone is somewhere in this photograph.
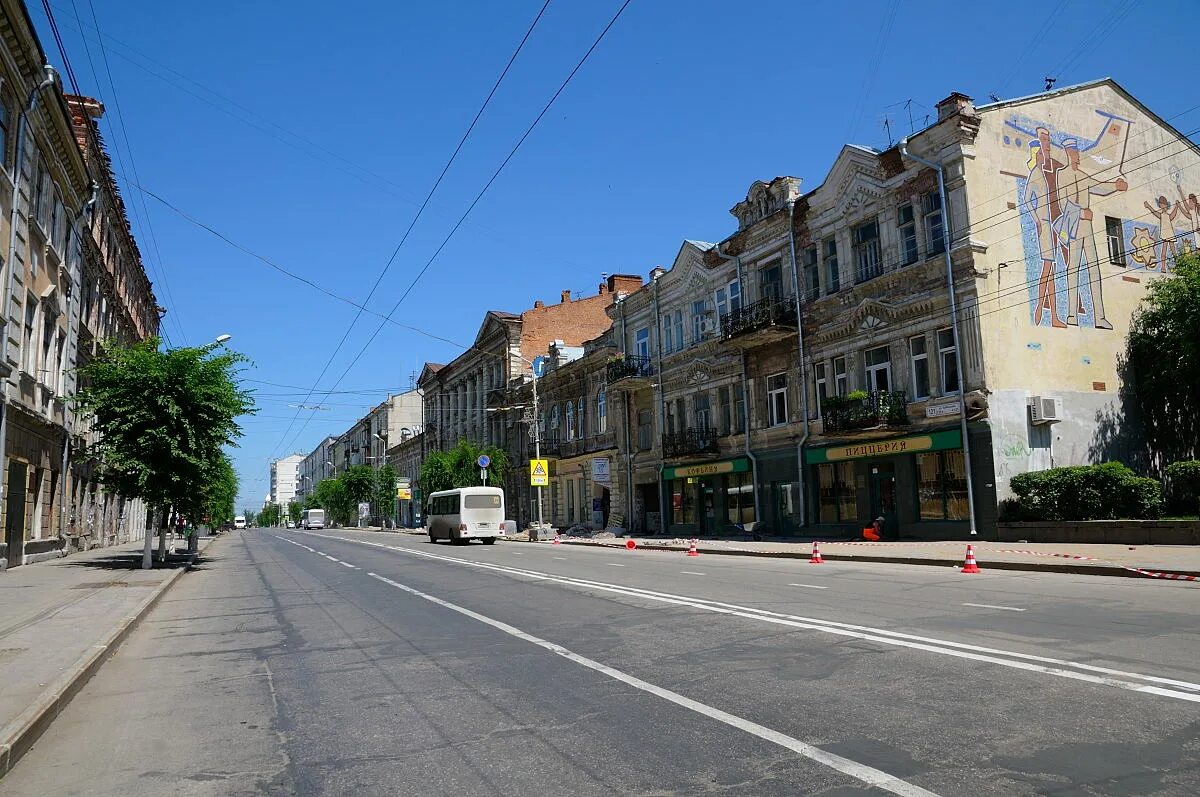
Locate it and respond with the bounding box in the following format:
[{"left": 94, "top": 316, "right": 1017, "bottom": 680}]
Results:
[
  {"left": 961, "top": 544, "right": 981, "bottom": 574},
  {"left": 552, "top": 532, "right": 560, "bottom": 545},
  {"left": 625, "top": 538, "right": 637, "bottom": 550},
  {"left": 687, "top": 539, "right": 700, "bottom": 557},
  {"left": 809, "top": 541, "right": 824, "bottom": 564}
]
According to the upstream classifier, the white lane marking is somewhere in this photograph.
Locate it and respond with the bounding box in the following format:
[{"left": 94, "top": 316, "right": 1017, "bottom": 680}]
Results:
[
  {"left": 300, "top": 531, "right": 1200, "bottom": 701},
  {"left": 340, "top": 561, "right": 358, "bottom": 569},
  {"left": 962, "top": 602, "right": 1026, "bottom": 612},
  {"left": 365, "top": 571, "right": 937, "bottom": 797},
  {"left": 509, "top": 552, "right": 524, "bottom": 556},
  {"left": 788, "top": 583, "right": 829, "bottom": 590},
  {"left": 606, "top": 563, "right": 625, "bottom": 567},
  {"left": 680, "top": 571, "right": 706, "bottom": 576},
  {"left": 553, "top": 557, "right": 568, "bottom": 561}
]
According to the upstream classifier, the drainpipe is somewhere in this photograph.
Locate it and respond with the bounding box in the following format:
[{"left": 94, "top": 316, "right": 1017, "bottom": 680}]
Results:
[
  {"left": 0, "top": 65, "right": 59, "bottom": 566},
  {"left": 715, "top": 243, "right": 760, "bottom": 534},
  {"left": 617, "top": 297, "right": 634, "bottom": 534},
  {"left": 651, "top": 274, "right": 667, "bottom": 535},
  {"left": 786, "top": 201, "right": 810, "bottom": 529},
  {"left": 58, "top": 182, "right": 100, "bottom": 544},
  {"left": 899, "top": 136, "right": 979, "bottom": 537}
]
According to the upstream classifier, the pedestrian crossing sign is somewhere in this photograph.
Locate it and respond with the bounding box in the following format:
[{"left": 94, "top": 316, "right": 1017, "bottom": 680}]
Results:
[{"left": 530, "top": 459, "right": 549, "bottom": 487}]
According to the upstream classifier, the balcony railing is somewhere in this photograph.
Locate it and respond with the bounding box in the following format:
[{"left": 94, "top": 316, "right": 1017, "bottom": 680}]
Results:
[
  {"left": 662, "top": 427, "right": 720, "bottom": 458},
  {"left": 821, "top": 391, "right": 910, "bottom": 433},
  {"left": 607, "top": 354, "right": 654, "bottom": 383},
  {"left": 539, "top": 434, "right": 563, "bottom": 456},
  {"left": 721, "top": 295, "right": 797, "bottom": 339}
]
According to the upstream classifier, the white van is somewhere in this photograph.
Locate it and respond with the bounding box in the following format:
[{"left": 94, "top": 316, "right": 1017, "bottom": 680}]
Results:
[
  {"left": 302, "top": 509, "right": 325, "bottom": 530},
  {"left": 426, "top": 487, "right": 504, "bottom": 545},
  {"left": 234, "top": 516, "right": 247, "bottom": 530}
]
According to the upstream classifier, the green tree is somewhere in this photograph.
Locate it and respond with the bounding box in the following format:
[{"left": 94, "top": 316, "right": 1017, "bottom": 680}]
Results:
[
  {"left": 288, "top": 501, "right": 303, "bottom": 524},
  {"left": 74, "top": 337, "right": 255, "bottom": 567},
  {"left": 420, "top": 439, "right": 508, "bottom": 494},
  {"left": 311, "top": 477, "right": 351, "bottom": 525},
  {"left": 198, "top": 453, "right": 238, "bottom": 529},
  {"left": 1127, "top": 252, "right": 1200, "bottom": 471},
  {"left": 341, "top": 465, "right": 375, "bottom": 524},
  {"left": 374, "top": 464, "right": 398, "bottom": 527}
]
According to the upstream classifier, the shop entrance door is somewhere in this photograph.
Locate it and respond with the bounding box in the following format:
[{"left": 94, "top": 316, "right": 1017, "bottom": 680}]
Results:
[
  {"left": 868, "top": 463, "right": 897, "bottom": 538},
  {"left": 6, "top": 461, "right": 28, "bottom": 567},
  {"left": 697, "top": 479, "right": 716, "bottom": 535}
]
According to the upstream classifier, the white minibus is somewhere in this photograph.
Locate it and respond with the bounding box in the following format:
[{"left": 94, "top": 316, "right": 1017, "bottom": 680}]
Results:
[
  {"left": 302, "top": 509, "right": 326, "bottom": 530},
  {"left": 234, "top": 516, "right": 247, "bottom": 530},
  {"left": 426, "top": 487, "right": 504, "bottom": 544}
]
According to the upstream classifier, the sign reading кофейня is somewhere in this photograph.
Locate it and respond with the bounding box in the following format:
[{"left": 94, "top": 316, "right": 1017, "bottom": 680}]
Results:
[
  {"left": 804, "top": 429, "right": 962, "bottom": 464},
  {"left": 661, "top": 458, "right": 750, "bottom": 481}
]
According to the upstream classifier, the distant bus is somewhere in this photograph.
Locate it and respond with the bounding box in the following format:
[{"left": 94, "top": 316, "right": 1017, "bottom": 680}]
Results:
[
  {"left": 302, "top": 509, "right": 326, "bottom": 530},
  {"left": 234, "top": 516, "right": 247, "bottom": 530},
  {"left": 426, "top": 487, "right": 504, "bottom": 545}
]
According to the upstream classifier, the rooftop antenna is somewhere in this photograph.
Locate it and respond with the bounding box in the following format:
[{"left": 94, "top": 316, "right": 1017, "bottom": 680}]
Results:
[
  {"left": 988, "top": 93, "right": 1001, "bottom": 103},
  {"left": 904, "top": 99, "right": 916, "bottom": 134},
  {"left": 883, "top": 116, "right": 893, "bottom": 147},
  {"left": 1044, "top": 76, "right": 1056, "bottom": 92},
  {"left": 408, "top": 370, "right": 417, "bottom": 391}
]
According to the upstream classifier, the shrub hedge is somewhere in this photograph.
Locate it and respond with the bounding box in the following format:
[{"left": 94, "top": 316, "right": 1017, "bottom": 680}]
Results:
[
  {"left": 1008, "top": 462, "right": 1163, "bottom": 521},
  {"left": 1166, "top": 460, "right": 1200, "bottom": 516}
]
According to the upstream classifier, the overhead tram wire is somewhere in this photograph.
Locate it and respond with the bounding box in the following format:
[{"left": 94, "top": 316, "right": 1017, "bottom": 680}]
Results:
[{"left": 264, "top": 0, "right": 555, "bottom": 465}]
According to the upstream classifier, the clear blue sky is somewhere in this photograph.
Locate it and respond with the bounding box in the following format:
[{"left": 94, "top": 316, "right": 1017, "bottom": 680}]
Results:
[{"left": 30, "top": 0, "right": 1198, "bottom": 511}]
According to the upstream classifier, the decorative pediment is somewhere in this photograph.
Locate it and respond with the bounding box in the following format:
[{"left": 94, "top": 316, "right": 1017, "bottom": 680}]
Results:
[
  {"left": 730, "top": 177, "right": 802, "bottom": 230},
  {"left": 849, "top": 298, "right": 902, "bottom": 328},
  {"left": 835, "top": 175, "right": 888, "bottom": 219}
]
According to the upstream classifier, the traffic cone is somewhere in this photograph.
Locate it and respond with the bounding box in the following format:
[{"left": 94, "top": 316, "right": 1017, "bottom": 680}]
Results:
[
  {"left": 687, "top": 539, "right": 700, "bottom": 557},
  {"left": 552, "top": 532, "right": 560, "bottom": 545},
  {"left": 961, "top": 544, "right": 981, "bottom": 574},
  {"left": 625, "top": 538, "right": 637, "bottom": 550},
  {"left": 809, "top": 541, "right": 824, "bottom": 564}
]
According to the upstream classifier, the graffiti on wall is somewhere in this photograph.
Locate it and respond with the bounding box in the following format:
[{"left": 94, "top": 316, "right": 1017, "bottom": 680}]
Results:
[{"left": 1002, "top": 109, "right": 1199, "bottom": 330}]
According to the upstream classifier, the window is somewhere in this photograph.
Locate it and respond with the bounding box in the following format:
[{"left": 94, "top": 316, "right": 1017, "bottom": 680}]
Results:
[
  {"left": 728, "top": 279, "right": 741, "bottom": 312},
  {"left": 567, "top": 480, "right": 575, "bottom": 522},
  {"left": 665, "top": 399, "right": 678, "bottom": 434},
  {"left": 670, "top": 479, "right": 696, "bottom": 525},
  {"left": 1106, "top": 216, "right": 1126, "bottom": 265},
  {"left": 715, "top": 286, "right": 728, "bottom": 319},
  {"left": 464, "top": 494, "right": 501, "bottom": 509},
  {"left": 923, "top": 191, "right": 945, "bottom": 255},
  {"left": 864, "top": 346, "right": 891, "bottom": 393},
  {"left": 673, "top": 310, "right": 684, "bottom": 350},
  {"left": 637, "top": 409, "right": 653, "bottom": 451},
  {"left": 817, "top": 462, "right": 856, "bottom": 523},
  {"left": 692, "top": 300, "right": 707, "bottom": 343},
  {"left": 767, "top": 372, "right": 788, "bottom": 427},
  {"left": 917, "top": 451, "right": 968, "bottom": 520},
  {"left": 662, "top": 314, "right": 674, "bottom": 354},
  {"left": 803, "top": 245, "right": 819, "bottom": 300},
  {"left": 833, "top": 356, "right": 847, "bottom": 396},
  {"left": 937, "top": 328, "right": 959, "bottom": 394},
  {"left": 565, "top": 401, "right": 575, "bottom": 440},
  {"left": 0, "top": 95, "right": 9, "bottom": 169},
  {"left": 549, "top": 404, "right": 561, "bottom": 434},
  {"left": 576, "top": 398, "right": 585, "bottom": 439},
  {"left": 41, "top": 311, "right": 54, "bottom": 380},
  {"left": 22, "top": 294, "right": 36, "bottom": 374},
  {"left": 898, "top": 204, "right": 918, "bottom": 265},
  {"left": 853, "top": 219, "right": 882, "bottom": 282},
  {"left": 694, "top": 393, "right": 711, "bottom": 430},
  {"left": 760, "top": 262, "right": 783, "bottom": 301},
  {"left": 813, "top": 362, "right": 828, "bottom": 418},
  {"left": 634, "top": 327, "right": 650, "bottom": 358},
  {"left": 909, "top": 335, "right": 930, "bottom": 400},
  {"left": 726, "top": 471, "right": 756, "bottom": 526},
  {"left": 597, "top": 387, "right": 607, "bottom": 433},
  {"left": 717, "top": 386, "right": 732, "bottom": 435},
  {"left": 733, "top": 384, "right": 745, "bottom": 432},
  {"left": 823, "top": 237, "right": 840, "bottom": 293}
]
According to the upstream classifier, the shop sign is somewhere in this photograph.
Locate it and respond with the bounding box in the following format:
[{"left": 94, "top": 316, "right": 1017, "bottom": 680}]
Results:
[
  {"left": 662, "top": 458, "right": 749, "bottom": 481},
  {"left": 806, "top": 429, "right": 962, "bottom": 464},
  {"left": 591, "top": 457, "right": 611, "bottom": 483}
]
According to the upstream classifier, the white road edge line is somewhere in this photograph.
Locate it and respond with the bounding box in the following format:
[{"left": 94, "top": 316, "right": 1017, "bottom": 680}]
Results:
[
  {"left": 296, "top": 531, "right": 1200, "bottom": 702},
  {"left": 680, "top": 571, "right": 706, "bottom": 576},
  {"left": 788, "top": 583, "right": 829, "bottom": 590},
  {"left": 365, "top": 571, "right": 938, "bottom": 797},
  {"left": 962, "top": 602, "right": 1026, "bottom": 612}
]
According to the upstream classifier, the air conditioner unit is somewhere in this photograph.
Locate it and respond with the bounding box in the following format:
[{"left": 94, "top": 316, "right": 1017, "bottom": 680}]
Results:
[{"left": 1029, "top": 396, "right": 1063, "bottom": 424}]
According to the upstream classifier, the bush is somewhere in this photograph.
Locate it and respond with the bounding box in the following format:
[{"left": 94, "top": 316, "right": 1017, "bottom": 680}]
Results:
[
  {"left": 1166, "top": 460, "right": 1200, "bottom": 516},
  {"left": 1008, "top": 462, "right": 1163, "bottom": 521}
]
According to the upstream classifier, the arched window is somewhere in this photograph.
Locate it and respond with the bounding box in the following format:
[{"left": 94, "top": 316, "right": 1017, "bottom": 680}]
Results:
[
  {"left": 550, "top": 404, "right": 560, "bottom": 434},
  {"left": 565, "top": 401, "right": 575, "bottom": 440},
  {"left": 597, "top": 387, "right": 607, "bottom": 433}
]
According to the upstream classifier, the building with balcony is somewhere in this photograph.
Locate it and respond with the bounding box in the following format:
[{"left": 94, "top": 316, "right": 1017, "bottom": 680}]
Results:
[{"left": 270, "top": 454, "right": 303, "bottom": 510}]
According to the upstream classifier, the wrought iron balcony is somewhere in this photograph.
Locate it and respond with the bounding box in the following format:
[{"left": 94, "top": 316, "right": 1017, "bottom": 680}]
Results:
[
  {"left": 820, "top": 391, "right": 910, "bottom": 433},
  {"left": 721, "top": 295, "right": 797, "bottom": 343},
  {"left": 662, "top": 427, "right": 720, "bottom": 458},
  {"left": 538, "top": 434, "right": 563, "bottom": 456},
  {"left": 606, "top": 354, "right": 655, "bottom": 386}
]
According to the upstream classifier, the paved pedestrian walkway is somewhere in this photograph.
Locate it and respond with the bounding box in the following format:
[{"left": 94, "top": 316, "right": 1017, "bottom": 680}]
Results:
[{"left": 0, "top": 533, "right": 216, "bottom": 776}]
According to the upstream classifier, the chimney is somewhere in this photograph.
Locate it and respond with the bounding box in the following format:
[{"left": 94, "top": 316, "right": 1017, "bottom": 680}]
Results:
[
  {"left": 561, "top": 289, "right": 572, "bottom": 303},
  {"left": 598, "top": 281, "right": 609, "bottom": 295},
  {"left": 936, "top": 92, "right": 973, "bottom": 121},
  {"left": 607, "top": 273, "right": 644, "bottom": 295},
  {"left": 533, "top": 300, "right": 544, "bottom": 309}
]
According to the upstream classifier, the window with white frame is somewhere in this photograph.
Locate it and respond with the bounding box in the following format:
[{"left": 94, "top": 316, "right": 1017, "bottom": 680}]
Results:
[
  {"left": 673, "top": 310, "right": 683, "bottom": 350},
  {"left": 634, "top": 327, "right": 650, "bottom": 358},
  {"left": 898, "top": 203, "right": 918, "bottom": 265},
  {"left": 938, "top": 328, "right": 959, "bottom": 394},
  {"left": 923, "top": 191, "right": 946, "bottom": 255},
  {"left": 803, "top": 245, "right": 819, "bottom": 300},
  {"left": 715, "top": 279, "right": 742, "bottom": 320},
  {"left": 864, "top": 345, "right": 891, "bottom": 392},
  {"left": 767, "top": 372, "right": 788, "bottom": 427},
  {"left": 597, "top": 387, "right": 607, "bottom": 433},
  {"left": 662, "top": 313, "right": 674, "bottom": 354},
  {"left": 692, "top": 299, "right": 707, "bottom": 343},
  {"left": 833, "top": 356, "right": 848, "bottom": 395},
  {"left": 1105, "top": 216, "right": 1126, "bottom": 265},
  {"left": 824, "top": 237, "right": 840, "bottom": 293},
  {"left": 22, "top": 294, "right": 36, "bottom": 374},
  {"left": 694, "top": 392, "right": 711, "bottom": 430},
  {"left": 813, "top": 362, "right": 828, "bottom": 417},
  {"left": 577, "top": 398, "right": 585, "bottom": 439},
  {"left": 760, "top": 262, "right": 783, "bottom": 301},
  {"left": 565, "top": 401, "right": 575, "bottom": 440},
  {"left": 909, "top": 335, "right": 930, "bottom": 400},
  {"left": 550, "top": 404, "right": 561, "bottom": 435},
  {"left": 853, "top": 218, "right": 882, "bottom": 282}
]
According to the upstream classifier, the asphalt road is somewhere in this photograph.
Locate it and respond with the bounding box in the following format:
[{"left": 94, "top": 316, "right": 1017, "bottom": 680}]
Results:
[{"left": 3, "top": 529, "right": 1198, "bottom": 796}]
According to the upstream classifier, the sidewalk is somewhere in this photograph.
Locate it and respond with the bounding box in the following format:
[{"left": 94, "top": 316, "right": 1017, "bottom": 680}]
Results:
[{"left": 0, "top": 533, "right": 218, "bottom": 777}]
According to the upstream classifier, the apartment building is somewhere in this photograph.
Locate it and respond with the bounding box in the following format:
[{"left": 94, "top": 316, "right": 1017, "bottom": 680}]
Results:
[{"left": 270, "top": 454, "right": 303, "bottom": 510}]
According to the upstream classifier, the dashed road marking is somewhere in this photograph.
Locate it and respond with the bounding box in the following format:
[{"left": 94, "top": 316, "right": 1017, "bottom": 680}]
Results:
[
  {"left": 788, "top": 583, "right": 829, "bottom": 590},
  {"left": 962, "top": 602, "right": 1025, "bottom": 612},
  {"left": 606, "top": 563, "right": 625, "bottom": 567},
  {"left": 680, "top": 571, "right": 705, "bottom": 576}
]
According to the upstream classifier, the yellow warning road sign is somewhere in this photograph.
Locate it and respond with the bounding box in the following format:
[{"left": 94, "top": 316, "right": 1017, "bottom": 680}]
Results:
[{"left": 530, "top": 459, "right": 549, "bottom": 487}]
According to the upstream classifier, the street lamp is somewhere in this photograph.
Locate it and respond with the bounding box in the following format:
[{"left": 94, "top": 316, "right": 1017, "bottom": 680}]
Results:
[{"left": 214, "top": 334, "right": 232, "bottom": 345}]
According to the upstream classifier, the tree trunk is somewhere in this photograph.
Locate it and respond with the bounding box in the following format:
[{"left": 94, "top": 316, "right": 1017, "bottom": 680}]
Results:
[
  {"left": 157, "top": 506, "right": 172, "bottom": 563},
  {"left": 142, "top": 505, "right": 160, "bottom": 569}
]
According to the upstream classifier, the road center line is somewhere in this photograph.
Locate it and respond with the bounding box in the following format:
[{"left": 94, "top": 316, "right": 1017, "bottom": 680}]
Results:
[
  {"left": 365, "top": 571, "right": 938, "bottom": 797},
  {"left": 788, "top": 583, "right": 829, "bottom": 590},
  {"left": 606, "top": 563, "right": 625, "bottom": 567},
  {"left": 962, "top": 602, "right": 1025, "bottom": 612},
  {"left": 297, "top": 532, "right": 1200, "bottom": 702},
  {"left": 340, "top": 561, "right": 358, "bottom": 569},
  {"left": 553, "top": 557, "right": 567, "bottom": 560},
  {"left": 680, "top": 571, "right": 706, "bottom": 576}
]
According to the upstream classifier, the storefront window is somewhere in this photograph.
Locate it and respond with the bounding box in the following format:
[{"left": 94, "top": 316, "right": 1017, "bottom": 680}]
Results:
[
  {"left": 817, "top": 462, "right": 855, "bottom": 523},
  {"left": 725, "top": 472, "right": 755, "bottom": 526},
  {"left": 917, "top": 451, "right": 968, "bottom": 520},
  {"left": 671, "top": 478, "right": 696, "bottom": 525}
]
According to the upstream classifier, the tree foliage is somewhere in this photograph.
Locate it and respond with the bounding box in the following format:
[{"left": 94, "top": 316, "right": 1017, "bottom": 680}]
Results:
[
  {"left": 374, "top": 464, "right": 398, "bottom": 525},
  {"left": 259, "top": 504, "right": 282, "bottom": 527},
  {"left": 73, "top": 337, "right": 255, "bottom": 522},
  {"left": 308, "top": 477, "right": 351, "bottom": 525},
  {"left": 1127, "top": 252, "right": 1200, "bottom": 471},
  {"left": 1009, "top": 462, "right": 1163, "bottom": 521},
  {"left": 288, "top": 501, "right": 303, "bottom": 523},
  {"left": 420, "top": 439, "right": 508, "bottom": 495}
]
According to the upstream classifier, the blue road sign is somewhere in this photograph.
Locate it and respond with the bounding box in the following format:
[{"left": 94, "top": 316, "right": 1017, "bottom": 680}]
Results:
[
  {"left": 477, "top": 454, "right": 491, "bottom": 469},
  {"left": 531, "top": 356, "right": 546, "bottom": 378}
]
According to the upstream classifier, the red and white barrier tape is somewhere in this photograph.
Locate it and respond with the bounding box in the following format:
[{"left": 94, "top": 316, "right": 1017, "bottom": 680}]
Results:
[
  {"left": 1120, "top": 567, "right": 1200, "bottom": 582},
  {"left": 991, "top": 549, "right": 1101, "bottom": 561}
]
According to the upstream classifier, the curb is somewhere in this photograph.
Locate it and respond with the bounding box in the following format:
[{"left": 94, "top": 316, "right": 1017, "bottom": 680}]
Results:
[
  {"left": 0, "top": 536, "right": 217, "bottom": 779},
  {"left": 509, "top": 537, "right": 1200, "bottom": 580}
]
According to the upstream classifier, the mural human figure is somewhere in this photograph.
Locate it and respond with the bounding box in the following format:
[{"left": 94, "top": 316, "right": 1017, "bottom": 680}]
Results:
[
  {"left": 1059, "top": 138, "right": 1127, "bottom": 329},
  {"left": 1143, "top": 195, "right": 1180, "bottom": 271},
  {"left": 1021, "top": 127, "right": 1067, "bottom": 327},
  {"left": 1176, "top": 185, "right": 1200, "bottom": 244}
]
